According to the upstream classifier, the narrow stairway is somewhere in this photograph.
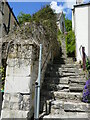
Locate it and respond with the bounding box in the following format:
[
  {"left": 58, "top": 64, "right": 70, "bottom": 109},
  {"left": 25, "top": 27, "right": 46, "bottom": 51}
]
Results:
[{"left": 40, "top": 35, "right": 90, "bottom": 120}]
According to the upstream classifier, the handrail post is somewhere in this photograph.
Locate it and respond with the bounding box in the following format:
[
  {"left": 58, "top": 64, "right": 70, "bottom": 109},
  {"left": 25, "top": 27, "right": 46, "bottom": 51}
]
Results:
[
  {"left": 82, "top": 47, "right": 86, "bottom": 70},
  {"left": 34, "top": 44, "right": 42, "bottom": 120}
]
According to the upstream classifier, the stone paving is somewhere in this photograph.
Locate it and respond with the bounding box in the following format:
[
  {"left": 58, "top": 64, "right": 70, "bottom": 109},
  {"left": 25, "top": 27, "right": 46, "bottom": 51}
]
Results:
[{"left": 40, "top": 35, "right": 90, "bottom": 120}]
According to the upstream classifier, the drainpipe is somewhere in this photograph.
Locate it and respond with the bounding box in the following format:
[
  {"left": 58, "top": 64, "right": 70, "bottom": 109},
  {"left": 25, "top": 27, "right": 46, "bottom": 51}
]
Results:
[{"left": 34, "top": 44, "right": 42, "bottom": 120}]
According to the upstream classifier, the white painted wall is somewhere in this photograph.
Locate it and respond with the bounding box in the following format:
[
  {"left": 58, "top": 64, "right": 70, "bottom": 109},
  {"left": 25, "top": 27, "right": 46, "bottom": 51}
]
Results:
[
  {"left": 88, "top": 6, "right": 90, "bottom": 57},
  {"left": 74, "top": 6, "right": 88, "bottom": 62}
]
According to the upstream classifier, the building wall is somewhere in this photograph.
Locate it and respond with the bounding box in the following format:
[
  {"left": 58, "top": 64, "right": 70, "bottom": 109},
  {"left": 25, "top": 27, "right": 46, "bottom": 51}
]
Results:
[
  {"left": 88, "top": 6, "right": 90, "bottom": 57},
  {"left": 60, "top": 14, "right": 66, "bottom": 33},
  {"left": 72, "top": 9, "right": 75, "bottom": 31},
  {"left": 57, "top": 13, "right": 66, "bottom": 33},
  {"left": 0, "top": 1, "right": 18, "bottom": 37},
  {"left": 74, "top": 6, "right": 88, "bottom": 62}
]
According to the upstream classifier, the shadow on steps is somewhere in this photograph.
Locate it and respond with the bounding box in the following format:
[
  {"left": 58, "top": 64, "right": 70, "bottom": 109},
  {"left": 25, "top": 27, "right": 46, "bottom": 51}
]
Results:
[{"left": 40, "top": 46, "right": 65, "bottom": 115}]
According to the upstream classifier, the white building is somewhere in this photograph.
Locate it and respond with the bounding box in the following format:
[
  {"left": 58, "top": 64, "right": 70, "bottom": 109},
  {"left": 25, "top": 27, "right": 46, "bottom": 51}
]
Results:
[
  {"left": 57, "top": 12, "right": 66, "bottom": 33},
  {"left": 72, "top": 0, "right": 90, "bottom": 62}
]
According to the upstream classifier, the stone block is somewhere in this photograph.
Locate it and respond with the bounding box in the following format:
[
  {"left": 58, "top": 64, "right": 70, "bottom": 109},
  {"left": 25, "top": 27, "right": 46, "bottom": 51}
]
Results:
[
  {"left": 1, "top": 110, "right": 30, "bottom": 118},
  {"left": 10, "top": 102, "right": 19, "bottom": 110},
  {"left": 2, "top": 100, "right": 10, "bottom": 109},
  {"left": 3, "top": 93, "right": 10, "bottom": 101},
  {"left": 64, "top": 102, "right": 90, "bottom": 112},
  {"left": 60, "top": 77, "right": 69, "bottom": 84},
  {"left": 9, "top": 93, "right": 23, "bottom": 103},
  {"left": 6, "top": 59, "right": 32, "bottom": 77},
  {"left": 54, "top": 92, "right": 82, "bottom": 100},
  {"left": 4, "top": 76, "right": 31, "bottom": 93}
]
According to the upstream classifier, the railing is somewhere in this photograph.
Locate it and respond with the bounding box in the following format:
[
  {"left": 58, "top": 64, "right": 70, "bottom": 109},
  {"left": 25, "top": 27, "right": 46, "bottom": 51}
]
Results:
[
  {"left": 79, "top": 45, "right": 89, "bottom": 70},
  {"left": 34, "top": 44, "right": 52, "bottom": 120}
]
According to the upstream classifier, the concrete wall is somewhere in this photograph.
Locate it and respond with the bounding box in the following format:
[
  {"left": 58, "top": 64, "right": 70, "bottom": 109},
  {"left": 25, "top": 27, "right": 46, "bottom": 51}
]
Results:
[{"left": 74, "top": 6, "right": 88, "bottom": 62}]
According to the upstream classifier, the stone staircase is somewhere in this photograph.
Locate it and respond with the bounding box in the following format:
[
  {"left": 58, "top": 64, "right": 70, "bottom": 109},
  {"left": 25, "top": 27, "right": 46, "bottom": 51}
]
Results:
[{"left": 40, "top": 35, "right": 90, "bottom": 120}]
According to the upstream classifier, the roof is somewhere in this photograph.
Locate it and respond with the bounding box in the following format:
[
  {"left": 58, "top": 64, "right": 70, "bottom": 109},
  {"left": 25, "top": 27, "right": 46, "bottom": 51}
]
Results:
[{"left": 73, "top": 2, "right": 90, "bottom": 8}]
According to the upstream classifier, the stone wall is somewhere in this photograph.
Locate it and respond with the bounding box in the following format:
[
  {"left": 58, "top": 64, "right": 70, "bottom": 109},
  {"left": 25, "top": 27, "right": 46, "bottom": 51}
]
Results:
[{"left": 1, "top": 22, "right": 59, "bottom": 119}]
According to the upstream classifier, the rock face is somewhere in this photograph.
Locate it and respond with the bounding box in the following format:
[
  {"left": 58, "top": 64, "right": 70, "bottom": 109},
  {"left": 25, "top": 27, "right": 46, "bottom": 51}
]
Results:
[{"left": 40, "top": 35, "right": 90, "bottom": 120}]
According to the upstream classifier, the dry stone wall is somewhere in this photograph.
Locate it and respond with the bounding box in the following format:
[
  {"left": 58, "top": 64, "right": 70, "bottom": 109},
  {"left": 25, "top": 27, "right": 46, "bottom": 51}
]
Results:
[{"left": 1, "top": 22, "right": 59, "bottom": 119}]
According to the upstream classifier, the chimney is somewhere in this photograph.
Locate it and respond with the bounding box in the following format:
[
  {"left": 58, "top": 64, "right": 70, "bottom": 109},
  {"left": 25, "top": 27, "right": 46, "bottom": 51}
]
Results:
[{"left": 76, "top": 0, "right": 83, "bottom": 4}]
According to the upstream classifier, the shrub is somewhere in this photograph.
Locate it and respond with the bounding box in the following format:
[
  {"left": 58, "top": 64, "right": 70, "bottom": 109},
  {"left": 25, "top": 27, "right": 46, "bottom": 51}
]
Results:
[
  {"left": 65, "top": 31, "right": 76, "bottom": 57},
  {"left": 17, "top": 12, "right": 31, "bottom": 25}
]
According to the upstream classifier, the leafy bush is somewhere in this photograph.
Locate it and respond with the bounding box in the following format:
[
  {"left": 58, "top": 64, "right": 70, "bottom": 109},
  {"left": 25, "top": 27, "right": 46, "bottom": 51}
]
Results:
[
  {"left": 65, "top": 31, "right": 76, "bottom": 57},
  {"left": 64, "top": 14, "right": 72, "bottom": 32},
  {"left": 17, "top": 12, "right": 31, "bottom": 25},
  {"left": 82, "top": 79, "right": 90, "bottom": 103},
  {"left": 65, "top": 18, "right": 72, "bottom": 32}
]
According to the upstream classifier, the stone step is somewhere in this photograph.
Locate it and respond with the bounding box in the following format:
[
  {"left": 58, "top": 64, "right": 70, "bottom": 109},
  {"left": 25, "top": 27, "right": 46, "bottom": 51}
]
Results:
[
  {"left": 44, "top": 77, "right": 69, "bottom": 84},
  {"left": 54, "top": 92, "right": 82, "bottom": 101},
  {"left": 69, "top": 82, "right": 84, "bottom": 88},
  {"left": 69, "top": 77, "right": 86, "bottom": 84},
  {"left": 61, "top": 64, "right": 79, "bottom": 68},
  {"left": 43, "top": 112, "right": 89, "bottom": 120},
  {"left": 44, "top": 76, "right": 86, "bottom": 85},
  {"left": 59, "top": 67, "right": 83, "bottom": 73},
  {"left": 42, "top": 84, "right": 69, "bottom": 91},
  {"left": 45, "top": 71, "right": 85, "bottom": 78},
  {"left": 50, "top": 100, "right": 90, "bottom": 112}
]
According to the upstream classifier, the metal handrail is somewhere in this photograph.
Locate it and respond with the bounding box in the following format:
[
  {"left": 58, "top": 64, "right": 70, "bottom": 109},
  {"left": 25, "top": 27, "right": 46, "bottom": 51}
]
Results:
[
  {"left": 79, "top": 45, "right": 90, "bottom": 70},
  {"left": 34, "top": 44, "right": 52, "bottom": 120}
]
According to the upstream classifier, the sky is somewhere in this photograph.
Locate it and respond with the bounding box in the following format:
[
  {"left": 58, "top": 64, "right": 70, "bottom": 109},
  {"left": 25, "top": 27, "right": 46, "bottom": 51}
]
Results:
[{"left": 8, "top": 0, "right": 90, "bottom": 20}]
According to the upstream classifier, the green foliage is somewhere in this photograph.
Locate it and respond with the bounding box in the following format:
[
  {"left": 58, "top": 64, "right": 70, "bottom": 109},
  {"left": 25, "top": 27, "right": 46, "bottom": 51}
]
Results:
[
  {"left": 57, "top": 29, "right": 61, "bottom": 46},
  {"left": 65, "top": 31, "right": 76, "bottom": 57},
  {"left": 17, "top": 12, "right": 31, "bottom": 25},
  {"left": 0, "top": 66, "right": 5, "bottom": 92},
  {"left": 64, "top": 14, "right": 72, "bottom": 32},
  {"left": 32, "top": 5, "right": 58, "bottom": 44},
  {"left": 86, "top": 59, "right": 90, "bottom": 71}
]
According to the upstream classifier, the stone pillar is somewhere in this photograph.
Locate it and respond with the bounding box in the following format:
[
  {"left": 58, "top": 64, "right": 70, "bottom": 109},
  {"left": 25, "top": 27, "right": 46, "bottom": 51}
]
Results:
[{"left": 1, "top": 42, "right": 39, "bottom": 119}]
